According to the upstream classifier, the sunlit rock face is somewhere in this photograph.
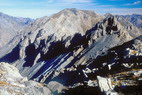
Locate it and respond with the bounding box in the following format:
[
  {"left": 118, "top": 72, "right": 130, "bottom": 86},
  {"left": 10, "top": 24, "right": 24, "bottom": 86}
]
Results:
[
  {"left": 97, "top": 76, "right": 118, "bottom": 95},
  {"left": 0, "top": 62, "right": 53, "bottom": 95}
]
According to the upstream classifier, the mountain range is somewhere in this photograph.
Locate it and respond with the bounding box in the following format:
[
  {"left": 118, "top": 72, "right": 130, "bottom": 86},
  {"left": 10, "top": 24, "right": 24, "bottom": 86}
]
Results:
[
  {"left": 119, "top": 14, "right": 142, "bottom": 29},
  {"left": 0, "top": 8, "right": 142, "bottom": 95},
  {"left": 0, "top": 12, "right": 33, "bottom": 48}
]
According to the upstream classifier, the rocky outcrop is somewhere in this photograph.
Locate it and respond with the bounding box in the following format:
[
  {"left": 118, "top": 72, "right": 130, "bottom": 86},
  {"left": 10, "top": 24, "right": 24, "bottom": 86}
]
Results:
[
  {"left": 97, "top": 76, "right": 118, "bottom": 95},
  {"left": 97, "top": 76, "right": 113, "bottom": 92},
  {"left": 0, "top": 62, "right": 52, "bottom": 95},
  {"left": 47, "top": 81, "right": 66, "bottom": 93}
]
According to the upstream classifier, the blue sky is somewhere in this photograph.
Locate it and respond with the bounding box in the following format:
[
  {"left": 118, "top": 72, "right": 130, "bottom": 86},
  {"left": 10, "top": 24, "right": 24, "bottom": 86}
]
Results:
[{"left": 0, "top": 0, "right": 142, "bottom": 18}]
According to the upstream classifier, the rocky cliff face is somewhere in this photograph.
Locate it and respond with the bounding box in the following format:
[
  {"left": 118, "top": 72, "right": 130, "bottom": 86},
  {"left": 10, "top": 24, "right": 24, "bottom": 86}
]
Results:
[{"left": 0, "top": 9, "right": 142, "bottom": 95}]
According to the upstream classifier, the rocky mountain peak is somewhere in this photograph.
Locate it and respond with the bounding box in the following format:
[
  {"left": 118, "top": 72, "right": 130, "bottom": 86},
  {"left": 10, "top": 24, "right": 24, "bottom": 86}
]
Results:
[
  {"left": 52, "top": 8, "right": 99, "bottom": 20},
  {"left": 51, "top": 8, "right": 78, "bottom": 18},
  {"left": 17, "top": 8, "right": 103, "bottom": 47},
  {"left": 60, "top": 8, "right": 79, "bottom": 15},
  {"left": 104, "top": 13, "right": 113, "bottom": 17},
  {"left": 88, "top": 15, "right": 132, "bottom": 42}
]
